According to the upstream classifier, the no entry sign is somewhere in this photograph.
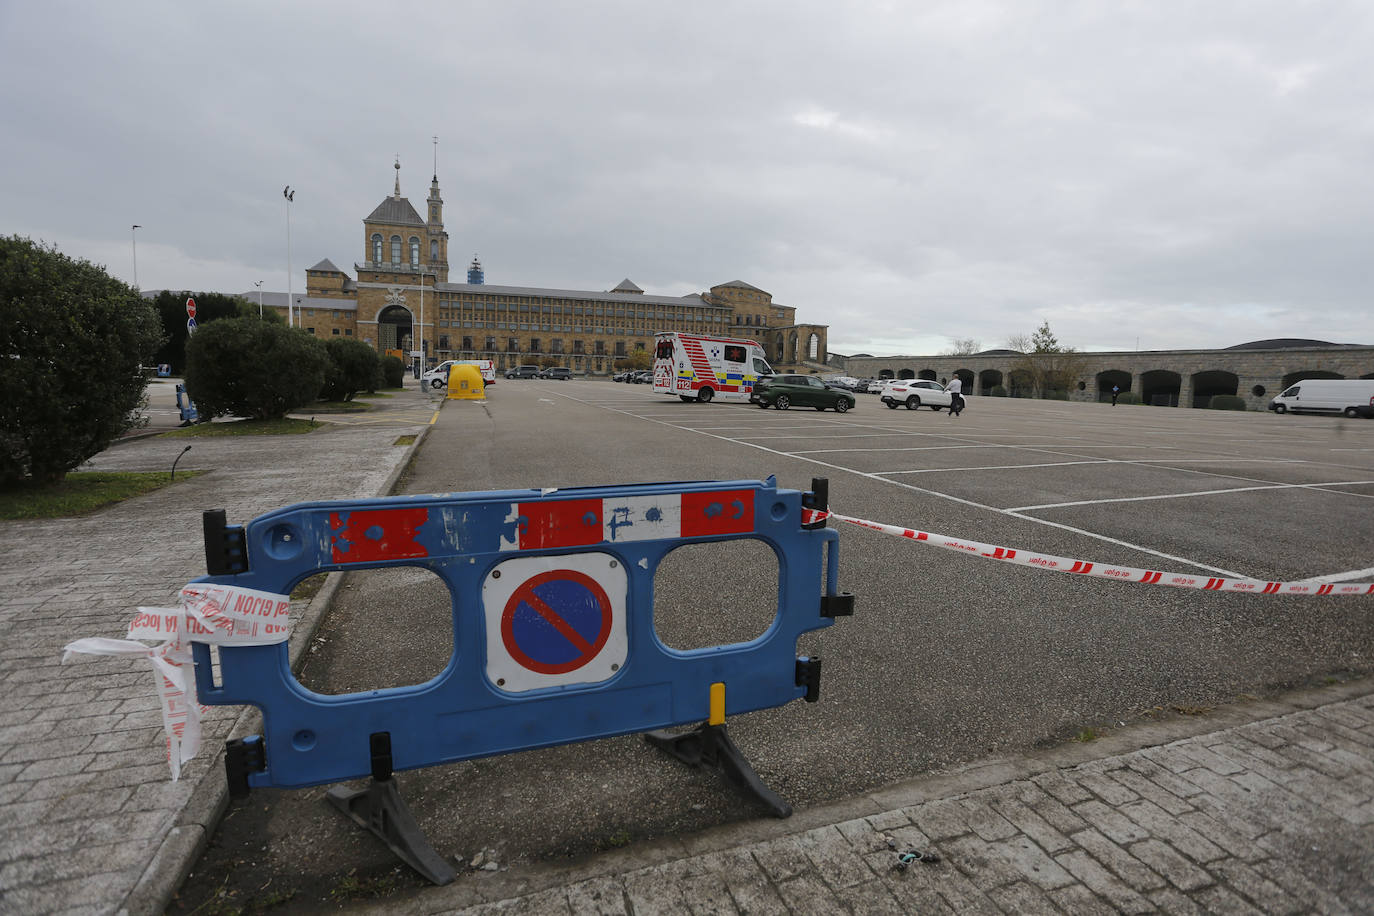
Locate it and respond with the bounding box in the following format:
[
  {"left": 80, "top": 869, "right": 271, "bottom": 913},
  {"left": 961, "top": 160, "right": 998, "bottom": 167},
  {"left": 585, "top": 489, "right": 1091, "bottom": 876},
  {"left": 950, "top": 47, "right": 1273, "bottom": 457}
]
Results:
[{"left": 483, "top": 553, "right": 627, "bottom": 692}]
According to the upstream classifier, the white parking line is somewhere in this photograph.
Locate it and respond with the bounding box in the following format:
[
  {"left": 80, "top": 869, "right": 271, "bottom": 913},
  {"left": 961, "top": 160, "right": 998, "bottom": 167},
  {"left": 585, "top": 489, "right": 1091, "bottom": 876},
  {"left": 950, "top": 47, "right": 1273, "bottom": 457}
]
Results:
[
  {"left": 553, "top": 392, "right": 1252, "bottom": 577},
  {"left": 878, "top": 460, "right": 1110, "bottom": 475},
  {"left": 1295, "top": 566, "right": 1374, "bottom": 584},
  {"left": 1009, "top": 480, "right": 1374, "bottom": 512}
]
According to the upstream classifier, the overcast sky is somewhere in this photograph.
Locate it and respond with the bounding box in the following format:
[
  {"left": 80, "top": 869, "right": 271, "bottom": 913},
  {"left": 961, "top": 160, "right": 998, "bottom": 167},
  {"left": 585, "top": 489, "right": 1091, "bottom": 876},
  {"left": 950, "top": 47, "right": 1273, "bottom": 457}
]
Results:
[{"left": 5, "top": 1, "right": 1372, "bottom": 356}]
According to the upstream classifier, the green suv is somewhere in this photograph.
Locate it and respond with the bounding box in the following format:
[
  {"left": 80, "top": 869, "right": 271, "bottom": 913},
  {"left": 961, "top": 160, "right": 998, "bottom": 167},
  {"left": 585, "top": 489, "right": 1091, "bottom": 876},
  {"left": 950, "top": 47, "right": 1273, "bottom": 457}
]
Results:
[{"left": 750, "top": 374, "right": 856, "bottom": 412}]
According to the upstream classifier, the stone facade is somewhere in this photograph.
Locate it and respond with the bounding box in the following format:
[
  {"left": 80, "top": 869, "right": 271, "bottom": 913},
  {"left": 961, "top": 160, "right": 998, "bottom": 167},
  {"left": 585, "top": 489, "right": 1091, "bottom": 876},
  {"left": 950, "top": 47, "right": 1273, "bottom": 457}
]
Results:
[
  {"left": 838, "top": 347, "right": 1374, "bottom": 410},
  {"left": 276, "top": 164, "right": 828, "bottom": 374}
]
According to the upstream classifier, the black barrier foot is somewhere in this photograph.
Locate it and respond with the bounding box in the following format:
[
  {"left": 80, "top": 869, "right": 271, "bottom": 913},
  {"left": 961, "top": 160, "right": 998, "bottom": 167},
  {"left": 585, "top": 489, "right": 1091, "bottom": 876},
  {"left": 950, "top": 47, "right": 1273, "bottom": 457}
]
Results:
[
  {"left": 645, "top": 722, "right": 792, "bottom": 818},
  {"left": 326, "top": 779, "right": 456, "bottom": 886}
]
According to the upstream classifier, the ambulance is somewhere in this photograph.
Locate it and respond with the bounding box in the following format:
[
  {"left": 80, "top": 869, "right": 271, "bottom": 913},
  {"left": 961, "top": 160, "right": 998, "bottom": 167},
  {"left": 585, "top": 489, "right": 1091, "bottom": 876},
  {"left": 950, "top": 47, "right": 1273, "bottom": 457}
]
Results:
[{"left": 653, "top": 332, "right": 774, "bottom": 403}]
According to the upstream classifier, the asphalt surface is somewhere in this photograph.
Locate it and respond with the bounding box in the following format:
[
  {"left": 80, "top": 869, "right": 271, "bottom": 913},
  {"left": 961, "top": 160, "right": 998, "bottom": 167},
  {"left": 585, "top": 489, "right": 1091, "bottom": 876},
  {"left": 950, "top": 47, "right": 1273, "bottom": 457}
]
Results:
[{"left": 167, "top": 380, "right": 1374, "bottom": 912}]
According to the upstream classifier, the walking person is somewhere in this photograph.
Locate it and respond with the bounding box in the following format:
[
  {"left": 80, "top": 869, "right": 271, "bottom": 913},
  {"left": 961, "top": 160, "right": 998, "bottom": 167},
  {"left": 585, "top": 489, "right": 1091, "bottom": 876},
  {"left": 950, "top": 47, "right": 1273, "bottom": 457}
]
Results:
[
  {"left": 947, "top": 376, "right": 964, "bottom": 417},
  {"left": 1111, "top": 384, "right": 1120, "bottom": 406}
]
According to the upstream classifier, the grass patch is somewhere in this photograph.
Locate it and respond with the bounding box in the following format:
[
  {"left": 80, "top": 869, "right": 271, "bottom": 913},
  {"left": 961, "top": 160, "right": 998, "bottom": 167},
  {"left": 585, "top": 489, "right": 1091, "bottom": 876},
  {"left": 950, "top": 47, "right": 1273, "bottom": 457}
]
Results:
[
  {"left": 0, "top": 471, "right": 204, "bottom": 520},
  {"left": 355, "top": 391, "right": 394, "bottom": 399},
  {"left": 162, "top": 418, "right": 321, "bottom": 437},
  {"left": 1074, "top": 727, "right": 1100, "bottom": 743},
  {"left": 393, "top": 435, "right": 417, "bottom": 446},
  {"left": 290, "top": 572, "right": 330, "bottom": 601}
]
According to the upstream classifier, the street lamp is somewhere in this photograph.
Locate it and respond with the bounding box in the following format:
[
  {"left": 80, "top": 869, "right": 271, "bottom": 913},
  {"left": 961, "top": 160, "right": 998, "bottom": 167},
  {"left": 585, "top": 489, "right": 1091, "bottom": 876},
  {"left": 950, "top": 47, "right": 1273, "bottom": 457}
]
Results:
[
  {"left": 130, "top": 225, "right": 141, "bottom": 287},
  {"left": 254, "top": 280, "right": 264, "bottom": 318},
  {"left": 283, "top": 186, "right": 295, "bottom": 327}
]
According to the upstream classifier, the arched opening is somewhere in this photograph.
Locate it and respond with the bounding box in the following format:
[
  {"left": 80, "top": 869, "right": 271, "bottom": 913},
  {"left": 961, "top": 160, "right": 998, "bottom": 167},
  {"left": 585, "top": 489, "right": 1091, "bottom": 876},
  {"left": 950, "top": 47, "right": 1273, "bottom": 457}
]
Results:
[
  {"left": 954, "top": 368, "right": 974, "bottom": 393},
  {"left": 377, "top": 305, "right": 413, "bottom": 356},
  {"left": 978, "top": 369, "right": 1003, "bottom": 395},
  {"left": 371, "top": 234, "right": 383, "bottom": 263},
  {"left": 878, "top": 369, "right": 895, "bottom": 380},
  {"left": 897, "top": 368, "right": 915, "bottom": 379},
  {"left": 808, "top": 333, "right": 819, "bottom": 360},
  {"left": 409, "top": 237, "right": 420, "bottom": 267},
  {"left": 1009, "top": 369, "right": 1033, "bottom": 398},
  {"left": 1190, "top": 370, "right": 1238, "bottom": 408},
  {"left": 1096, "top": 370, "right": 1131, "bottom": 403},
  {"left": 1140, "top": 369, "right": 1182, "bottom": 407},
  {"left": 1281, "top": 369, "right": 1344, "bottom": 388},
  {"left": 918, "top": 369, "right": 938, "bottom": 381},
  {"left": 390, "top": 236, "right": 402, "bottom": 264}
]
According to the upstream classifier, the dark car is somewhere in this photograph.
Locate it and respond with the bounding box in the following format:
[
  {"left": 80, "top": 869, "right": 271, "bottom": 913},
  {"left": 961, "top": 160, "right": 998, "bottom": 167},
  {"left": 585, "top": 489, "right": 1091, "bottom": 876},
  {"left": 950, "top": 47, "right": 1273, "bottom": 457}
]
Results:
[
  {"left": 540, "top": 367, "right": 573, "bottom": 380},
  {"left": 505, "top": 365, "right": 540, "bottom": 379},
  {"left": 751, "top": 374, "right": 856, "bottom": 412}
]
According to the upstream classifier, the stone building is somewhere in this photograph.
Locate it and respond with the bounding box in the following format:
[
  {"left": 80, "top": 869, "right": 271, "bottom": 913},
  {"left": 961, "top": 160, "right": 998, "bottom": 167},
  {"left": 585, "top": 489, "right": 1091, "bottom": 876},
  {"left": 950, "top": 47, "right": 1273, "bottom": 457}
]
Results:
[
  {"left": 263, "top": 162, "right": 829, "bottom": 375},
  {"left": 837, "top": 340, "right": 1374, "bottom": 410}
]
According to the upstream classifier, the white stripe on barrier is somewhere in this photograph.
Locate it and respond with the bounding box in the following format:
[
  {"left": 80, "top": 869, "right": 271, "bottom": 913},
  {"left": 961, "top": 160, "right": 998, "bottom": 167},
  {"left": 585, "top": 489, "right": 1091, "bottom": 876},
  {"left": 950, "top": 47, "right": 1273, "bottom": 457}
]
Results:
[
  {"left": 804, "top": 509, "right": 1374, "bottom": 596},
  {"left": 63, "top": 584, "right": 290, "bottom": 779}
]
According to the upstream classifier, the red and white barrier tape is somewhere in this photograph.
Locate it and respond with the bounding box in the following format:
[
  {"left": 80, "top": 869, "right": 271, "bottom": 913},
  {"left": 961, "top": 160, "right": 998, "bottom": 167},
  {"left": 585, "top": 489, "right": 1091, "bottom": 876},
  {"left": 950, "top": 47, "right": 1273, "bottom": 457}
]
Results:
[
  {"left": 803, "top": 509, "right": 1374, "bottom": 596},
  {"left": 63, "top": 583, "right": 291, "bottom": 779}
]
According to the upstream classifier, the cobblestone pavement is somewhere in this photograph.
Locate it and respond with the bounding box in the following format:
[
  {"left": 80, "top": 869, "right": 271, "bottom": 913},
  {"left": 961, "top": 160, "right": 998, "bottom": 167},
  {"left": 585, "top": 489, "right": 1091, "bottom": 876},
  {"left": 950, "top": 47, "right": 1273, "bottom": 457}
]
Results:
[
  {"left": 0, "top": 412, "right": 426, "bottom": 915},
  {"left": 360, "top": 691, "right": 1374, "bottom": 915}
]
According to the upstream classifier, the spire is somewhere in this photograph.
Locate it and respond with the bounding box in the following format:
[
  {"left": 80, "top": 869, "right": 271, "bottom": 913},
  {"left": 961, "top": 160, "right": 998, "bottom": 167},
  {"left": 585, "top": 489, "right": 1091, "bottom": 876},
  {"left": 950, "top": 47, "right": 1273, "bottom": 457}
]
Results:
[{"left": 393, "top": 157, "right": 401, "bottom": 199}]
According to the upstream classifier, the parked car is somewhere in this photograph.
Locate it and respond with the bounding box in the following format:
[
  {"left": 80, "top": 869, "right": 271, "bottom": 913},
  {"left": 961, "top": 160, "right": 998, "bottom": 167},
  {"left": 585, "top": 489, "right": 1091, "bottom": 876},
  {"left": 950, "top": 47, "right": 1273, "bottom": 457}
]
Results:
[
  {"left": 612, "top": 371, "right": 631, "bottom": 382},
  {"left": 878, "top": 379, "right": 953, "bottom": 410},
  {"left": 505, "top": 365, "right": 541, "bottom": 379},
  {"left": 420, "top": 361, "right": 457, "bottom": 389},
  {"left": 631, "top": 370, "right": 652, "bottom": 384},
  {"left": 539, "top": 367, "right": 573, "bottom": 380},
  {"left": 751, "top": 374, "right": 856, "bottom": 412}
]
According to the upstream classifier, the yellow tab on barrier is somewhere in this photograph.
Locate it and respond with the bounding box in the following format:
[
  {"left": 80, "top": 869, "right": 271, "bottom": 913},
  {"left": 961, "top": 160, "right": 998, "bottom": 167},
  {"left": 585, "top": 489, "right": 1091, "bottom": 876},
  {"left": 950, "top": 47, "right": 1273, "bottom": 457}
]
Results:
[{"left": 709, "top": 681, "right": 725, "bottom": 725}]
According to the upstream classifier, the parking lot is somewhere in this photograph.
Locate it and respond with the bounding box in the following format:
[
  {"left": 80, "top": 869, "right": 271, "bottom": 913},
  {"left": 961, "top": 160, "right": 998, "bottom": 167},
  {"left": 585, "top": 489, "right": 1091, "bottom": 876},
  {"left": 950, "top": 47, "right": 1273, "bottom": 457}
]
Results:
[{"left": 178, "top": 378, "right": 1374, "bottom": 905}]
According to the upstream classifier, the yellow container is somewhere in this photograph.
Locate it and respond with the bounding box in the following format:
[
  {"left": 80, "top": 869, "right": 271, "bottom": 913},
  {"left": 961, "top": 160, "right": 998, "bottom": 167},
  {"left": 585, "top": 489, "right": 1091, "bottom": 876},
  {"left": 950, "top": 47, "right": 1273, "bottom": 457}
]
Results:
[{"left": 446, "top": 363, "right": 486, "bottom": 400}]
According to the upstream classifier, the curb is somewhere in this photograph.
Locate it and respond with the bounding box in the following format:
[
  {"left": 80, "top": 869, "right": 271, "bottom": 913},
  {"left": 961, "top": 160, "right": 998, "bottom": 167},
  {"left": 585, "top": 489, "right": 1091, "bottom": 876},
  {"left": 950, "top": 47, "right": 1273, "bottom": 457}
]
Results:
[{"left": 125, "top": 418, "right": 436, "bottom": 915}]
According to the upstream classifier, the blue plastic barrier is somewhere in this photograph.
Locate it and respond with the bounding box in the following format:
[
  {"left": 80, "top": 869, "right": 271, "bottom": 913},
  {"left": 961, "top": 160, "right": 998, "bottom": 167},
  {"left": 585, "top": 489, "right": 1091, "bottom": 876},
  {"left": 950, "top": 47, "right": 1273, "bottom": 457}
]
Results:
[{"left": 195, "top": 476, "right": 850, "bottom": 880}]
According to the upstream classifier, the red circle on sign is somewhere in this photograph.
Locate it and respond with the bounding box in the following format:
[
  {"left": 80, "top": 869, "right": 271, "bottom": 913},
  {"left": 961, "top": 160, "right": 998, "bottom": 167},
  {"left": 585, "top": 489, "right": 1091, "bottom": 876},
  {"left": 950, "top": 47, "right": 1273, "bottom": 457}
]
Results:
[
  {"left": 186, "top": 298, "right": 197, "bottom": 318},
  {"left": 500, "top": 569, "right": 613, "bottom": 675}
]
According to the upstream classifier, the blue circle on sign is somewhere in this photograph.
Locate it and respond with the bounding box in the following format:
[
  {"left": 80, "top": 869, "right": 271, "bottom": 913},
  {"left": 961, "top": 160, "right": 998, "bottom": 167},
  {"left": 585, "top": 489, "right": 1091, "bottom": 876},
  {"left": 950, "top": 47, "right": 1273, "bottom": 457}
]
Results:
[
  {"left": 187, "top": 317, "right": 198, "bottom": 330},
  {"left": 501, "top": 570, "right": 612, "bottom": 675}
]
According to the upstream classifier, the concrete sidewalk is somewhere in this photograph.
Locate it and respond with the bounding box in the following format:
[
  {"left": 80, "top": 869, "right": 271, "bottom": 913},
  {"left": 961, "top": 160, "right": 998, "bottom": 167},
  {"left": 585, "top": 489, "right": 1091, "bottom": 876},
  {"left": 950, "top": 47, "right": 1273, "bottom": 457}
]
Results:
[
  {"left": 0, "top": 400, "right": 430, "bottom": 915},
  {"left": 2, "top": 387, "right": 1372, "bottom": 914}
]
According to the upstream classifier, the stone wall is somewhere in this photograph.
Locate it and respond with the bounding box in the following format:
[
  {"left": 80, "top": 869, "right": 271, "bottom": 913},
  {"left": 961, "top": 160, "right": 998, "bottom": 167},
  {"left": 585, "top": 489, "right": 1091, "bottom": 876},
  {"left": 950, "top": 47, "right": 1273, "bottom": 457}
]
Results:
[{"left": 837, "top": 347, "right": 1374, "bottom": 410}]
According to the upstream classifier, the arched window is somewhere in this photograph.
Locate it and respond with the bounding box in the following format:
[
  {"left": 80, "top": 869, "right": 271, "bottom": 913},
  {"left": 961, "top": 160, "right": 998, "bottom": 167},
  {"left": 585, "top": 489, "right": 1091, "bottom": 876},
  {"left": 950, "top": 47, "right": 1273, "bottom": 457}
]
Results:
[
  {"left": 410, "top": 237, "right": 420, "bottom": 267},
  {"left": 430, "top": 239, "right": 438, "bottom": 260},
  {"left": 391, "top": 236, "right": 401, "bottom": 264},
  {"left": 371, "top": 234, "right": 382, "bottom": 263}
]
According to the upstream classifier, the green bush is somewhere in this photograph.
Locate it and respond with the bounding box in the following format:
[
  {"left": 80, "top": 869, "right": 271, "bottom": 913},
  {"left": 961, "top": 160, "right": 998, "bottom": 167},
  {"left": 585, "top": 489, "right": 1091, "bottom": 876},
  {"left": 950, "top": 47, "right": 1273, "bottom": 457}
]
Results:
[
  {"left": 1115, "top": 391, "right": 1142, "bottom": 405},
  {"left": 989, "top": 386, "right": 1007, "bottom": 397},
  {"left": 0, "top": 236, "right": 164, "bottom": 486},
  {"left": 321, "top": 337, "right": 381, "bottom": 401},
  {"left": 1209, "top": 395, "right": 1247, "bottom": 411},
  {"left": 380, "top": 355, "right": 405, "bottom": 388},
  {"left": 185, "top": 318, "right": 330, "bottom": 419}
]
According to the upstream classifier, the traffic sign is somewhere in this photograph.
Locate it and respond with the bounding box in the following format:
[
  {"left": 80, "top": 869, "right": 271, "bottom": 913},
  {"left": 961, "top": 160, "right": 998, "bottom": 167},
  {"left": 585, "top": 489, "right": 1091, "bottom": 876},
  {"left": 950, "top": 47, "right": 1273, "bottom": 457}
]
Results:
[
  {"left": 483, "top": 553, "right": 627, "bottom": 692},
  {"left": 187, "top": 317, "right": 198, "bottom": 336},
  {"left": 186, "top": 298, "right": 197, "bottom": 318}
]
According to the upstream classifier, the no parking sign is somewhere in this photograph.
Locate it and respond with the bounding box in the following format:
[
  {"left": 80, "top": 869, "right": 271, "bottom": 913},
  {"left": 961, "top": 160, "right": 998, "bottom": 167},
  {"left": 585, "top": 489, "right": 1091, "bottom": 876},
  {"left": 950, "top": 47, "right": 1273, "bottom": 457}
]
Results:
[{"left": 483, "top": 553, "right": 628, "bottom": 692}]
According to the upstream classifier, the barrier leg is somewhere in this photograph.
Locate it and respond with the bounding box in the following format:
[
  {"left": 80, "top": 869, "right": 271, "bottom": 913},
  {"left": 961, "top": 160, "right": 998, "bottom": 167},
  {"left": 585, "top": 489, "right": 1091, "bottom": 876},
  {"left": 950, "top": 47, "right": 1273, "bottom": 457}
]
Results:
[
  {"left": 325, "top": 733, "right": 456, "bottom": 886},
  {"left": 645, "top": 722, "right": 792, "bottom": 818}
]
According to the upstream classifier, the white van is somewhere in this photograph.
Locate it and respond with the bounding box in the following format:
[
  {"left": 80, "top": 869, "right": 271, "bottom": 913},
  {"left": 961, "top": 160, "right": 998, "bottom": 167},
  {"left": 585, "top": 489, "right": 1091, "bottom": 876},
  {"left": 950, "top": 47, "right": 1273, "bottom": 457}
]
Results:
[
  {"left": 1269, "top": 379, "right": 1374, "bottom": 418},
  {"left": 652, "top": 332, "right": 773, "bottom": 403},
  {"left": 421, "top": 359, "right": 497, "bottom": 390}
]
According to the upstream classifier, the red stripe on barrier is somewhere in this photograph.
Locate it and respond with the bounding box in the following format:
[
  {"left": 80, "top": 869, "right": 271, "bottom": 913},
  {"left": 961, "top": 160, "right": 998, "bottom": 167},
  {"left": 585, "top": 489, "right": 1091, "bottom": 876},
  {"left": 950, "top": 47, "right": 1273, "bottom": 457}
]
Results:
[
  {"left": 1263, "top": 582, "right": 1281, "bottom": 594},
  {"left": 1317, "top": 584, "right": 1333, "bottom": 595},
  {"left": 329, "top": 508, "right": 430, "bottom": 563},
  {"left": 681, "top": 489, "right": 754, "bottom": 537},
  {"left": 1071, "top": 561, "right": 1093, "bottom": 574},
  {"left": 517, "top": 499, "right": 603, "bottom": 550}
]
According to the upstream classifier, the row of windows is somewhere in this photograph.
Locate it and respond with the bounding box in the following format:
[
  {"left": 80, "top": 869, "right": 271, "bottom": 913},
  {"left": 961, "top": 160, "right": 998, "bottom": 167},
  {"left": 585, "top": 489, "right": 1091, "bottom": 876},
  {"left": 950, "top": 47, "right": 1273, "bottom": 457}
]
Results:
[
  {"left": 303, "top": 327, "right": 354, "bottom": 337},
  {"left": 371, "top": 234, "right": 430, "bottom": 267},
  {"left": 434, "top": 336, "right": 643, "bottom": 356},
  {"left": 432, "top": 302, "right": 727, "bottom": 321}
]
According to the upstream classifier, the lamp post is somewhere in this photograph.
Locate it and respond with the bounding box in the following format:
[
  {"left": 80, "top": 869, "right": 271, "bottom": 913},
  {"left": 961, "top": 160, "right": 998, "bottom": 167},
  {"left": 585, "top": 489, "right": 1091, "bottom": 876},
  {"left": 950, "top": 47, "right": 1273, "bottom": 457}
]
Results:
[
  {"left": 283, "top": 186, "right": 295, "bottom": 327},
  {"left": 254, "top": 280, "right": 264, "bottom": 318},
  {"left": 130, "top": 225, "right": 141, "bottom": 287}
]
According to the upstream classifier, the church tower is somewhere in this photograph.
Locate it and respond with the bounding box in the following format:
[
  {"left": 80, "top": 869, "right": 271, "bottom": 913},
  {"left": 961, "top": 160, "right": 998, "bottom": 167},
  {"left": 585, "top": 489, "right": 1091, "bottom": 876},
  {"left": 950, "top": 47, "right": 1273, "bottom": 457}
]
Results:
[{"left": 426, "top": 173, "right": 450, "bottom": 282}]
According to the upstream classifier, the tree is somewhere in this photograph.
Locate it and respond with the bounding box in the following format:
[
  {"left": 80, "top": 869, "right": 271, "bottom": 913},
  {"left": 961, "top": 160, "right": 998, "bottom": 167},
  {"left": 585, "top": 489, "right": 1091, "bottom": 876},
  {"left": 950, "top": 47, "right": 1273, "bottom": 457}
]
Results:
[
  {"left": 379, "top": 354, "right": 405, "bottom": 388},
  {"left": 942, "top": 337, "right": 981, "bottom": 356},
  {"left": 184, "top": 318, "right": 330, "bottom": 419},
  {"left": 151, "top": 290, "right": 270, "bottom": 374},
  {"left": 1007, "top": 321, "right": 1083, "bottom": 398},
  {"left": 613, "top": 349, "right": 652, "bottom": 371},
  {"left": 320, "top": 337, "right": 380, "bottom": 401},
  {"left": 0, "top": 236, "right": 164, "bottom": 485}
]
